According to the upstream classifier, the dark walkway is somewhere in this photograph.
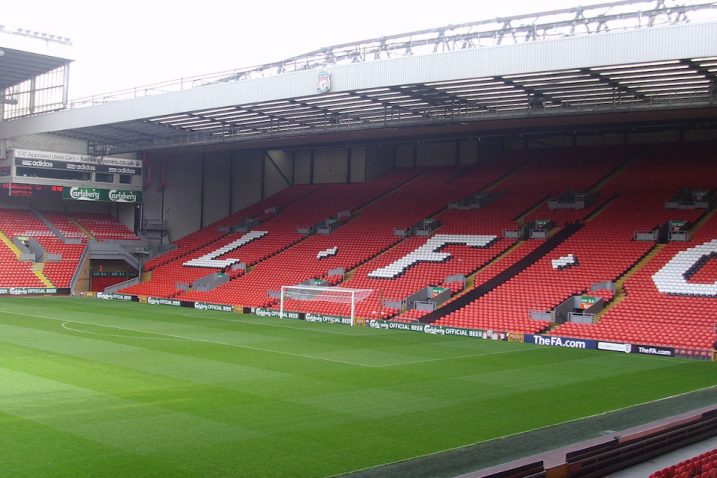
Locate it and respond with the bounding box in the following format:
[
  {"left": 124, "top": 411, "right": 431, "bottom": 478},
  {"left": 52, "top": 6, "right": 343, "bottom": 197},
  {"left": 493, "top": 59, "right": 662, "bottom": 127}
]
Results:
[{"left": 341, "top": 386, "right": 717, "bottom": 478}]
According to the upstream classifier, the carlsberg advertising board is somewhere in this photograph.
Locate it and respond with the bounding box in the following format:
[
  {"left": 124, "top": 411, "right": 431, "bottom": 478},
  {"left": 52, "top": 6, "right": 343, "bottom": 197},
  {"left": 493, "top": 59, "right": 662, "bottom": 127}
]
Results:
[{"left": 63, "top": 187, "right": 142, "bottom": 203}]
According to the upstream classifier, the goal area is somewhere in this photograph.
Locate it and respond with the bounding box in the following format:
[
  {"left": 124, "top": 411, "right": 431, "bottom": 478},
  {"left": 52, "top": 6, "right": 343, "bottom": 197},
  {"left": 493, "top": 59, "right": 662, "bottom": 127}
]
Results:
[{"left": 279, "top": 285, "right": 373, "bottom": 326}]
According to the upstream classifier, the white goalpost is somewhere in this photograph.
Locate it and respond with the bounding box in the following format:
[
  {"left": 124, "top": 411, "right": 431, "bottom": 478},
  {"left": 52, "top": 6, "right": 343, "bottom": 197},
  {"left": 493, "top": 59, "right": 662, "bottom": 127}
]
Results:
[{"left": 279, "top": 285, "right": 373, "bottom": 326}]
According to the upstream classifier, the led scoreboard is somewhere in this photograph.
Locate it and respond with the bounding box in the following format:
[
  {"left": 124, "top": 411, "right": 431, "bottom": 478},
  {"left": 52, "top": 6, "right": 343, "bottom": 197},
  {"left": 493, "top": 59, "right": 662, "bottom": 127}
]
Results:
[{"left": 1, "top": 183, "right": 65, "bottom": 199}]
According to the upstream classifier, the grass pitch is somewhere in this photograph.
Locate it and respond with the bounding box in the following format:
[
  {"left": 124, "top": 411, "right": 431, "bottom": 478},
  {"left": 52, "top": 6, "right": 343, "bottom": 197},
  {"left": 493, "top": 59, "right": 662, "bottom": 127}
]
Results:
[{"left": 0, "top": 297, "right": 715, "bottom": 478}]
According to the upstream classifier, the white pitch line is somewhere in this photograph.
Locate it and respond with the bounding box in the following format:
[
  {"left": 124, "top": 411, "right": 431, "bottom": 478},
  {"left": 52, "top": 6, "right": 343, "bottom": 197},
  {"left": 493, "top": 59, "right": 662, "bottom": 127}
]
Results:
[
  {"left": 1, "top": 310, "right": 375, "bottom": 367},
  {"left": 177, "top": 314, "right": 535, "bottom": 366},
  {"left": 0, "top": 309, "right": 535, "bottom": 369},
  {"left": 177, "top": 312, "right": 380, "bottom": 337},
  {"left": 372, "top": 347, "right": 537, "bottom": 368},
  {"left": 60, "top": 321, "right": 181, "bottom": 341}
]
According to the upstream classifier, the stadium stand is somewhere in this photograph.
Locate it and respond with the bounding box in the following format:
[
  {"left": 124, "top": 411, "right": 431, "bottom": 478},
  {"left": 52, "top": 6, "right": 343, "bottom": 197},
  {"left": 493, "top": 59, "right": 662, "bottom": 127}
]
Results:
[
  {"left": 123, "top": 169, "right": 419, "bottom": 299},
  {"left": 649, "top": 448, "right": 717, "bottom": 478},
  {"left": 168, "top": 153, "right": 529, "bottom": 310},
  {"left": 0, "top": 242, "right": 45, "bottom": 288},
  {"left": 551, "top": 142, "right": 717, "bottom": 351},
  {"left": 68, "top": 212, "right": 141, "bottom": 241},
  {"left": 351, "top": 145, "right": 632, "bottom": 323},
  {"left": 0, "top": 208, "right": 142, "bottom": 288},
  {"left": 141, "top": 184, "right": 324, "bottom": 271},
  {"left": 0, "top": 208, "right": 86, "bottom": 287},
  {"left": 432, "top": 143, "right": 714, "bottom": 341},
  {"left": 0, "top": 208, "right": 56, "bottom": 238},
  {"left": 42, "top": 211, "right": 88, "bottom": 239},
  {"left": 116, "top": 141, "right": 717, "bottom": 353},
  {"left": 39, "top": 237, "right": 84, "bottom": 287}
]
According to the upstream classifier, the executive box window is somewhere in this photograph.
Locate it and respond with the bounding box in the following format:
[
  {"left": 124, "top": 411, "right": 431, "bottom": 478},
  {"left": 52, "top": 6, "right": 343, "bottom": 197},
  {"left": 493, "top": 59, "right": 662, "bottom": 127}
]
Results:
[
  {"left": 119, "top": 174, "right": 132, "bottom": 184},
  {"left": 95, "top": 172, "right": 114, "bottom": 183},
  {"left": 15, "top": 167, "right": 91, "bottom": 181}
]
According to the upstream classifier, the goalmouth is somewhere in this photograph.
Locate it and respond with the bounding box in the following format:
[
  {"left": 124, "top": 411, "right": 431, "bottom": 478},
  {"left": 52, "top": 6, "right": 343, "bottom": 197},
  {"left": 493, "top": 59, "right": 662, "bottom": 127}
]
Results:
[{"left": 279, "top": 285, "right": 373, "bottom": 326}]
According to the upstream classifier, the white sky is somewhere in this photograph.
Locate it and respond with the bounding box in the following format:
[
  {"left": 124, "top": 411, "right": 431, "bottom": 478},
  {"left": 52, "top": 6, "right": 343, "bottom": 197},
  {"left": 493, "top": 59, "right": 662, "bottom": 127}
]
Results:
[{"left": 6, "top": 0, "right": 609, "bottom": 99}]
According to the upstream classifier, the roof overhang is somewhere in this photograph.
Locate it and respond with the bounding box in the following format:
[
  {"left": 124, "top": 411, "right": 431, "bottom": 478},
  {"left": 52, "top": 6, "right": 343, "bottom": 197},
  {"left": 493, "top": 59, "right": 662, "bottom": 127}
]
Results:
[
  {"left": 2, "top": 21, "right": 716, "bottom": 153},
  {"left": 0, "top": 27, "right": 72, "bottom": 90},
  {"left": 0, "top": 47, "right": 71, "bottom": 91}
]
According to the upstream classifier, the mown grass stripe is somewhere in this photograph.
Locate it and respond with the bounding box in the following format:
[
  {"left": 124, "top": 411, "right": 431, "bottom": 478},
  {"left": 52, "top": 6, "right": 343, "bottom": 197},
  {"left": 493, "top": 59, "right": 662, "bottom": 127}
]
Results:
[{"left": 0, "top": 296, "right": 714, "bottom": 478}]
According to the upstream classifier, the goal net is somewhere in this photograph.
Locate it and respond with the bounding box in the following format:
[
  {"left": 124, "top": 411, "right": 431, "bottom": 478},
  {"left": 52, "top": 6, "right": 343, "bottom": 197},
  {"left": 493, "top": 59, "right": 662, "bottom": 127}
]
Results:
[{"left": 280, "top": 285, "right": 373, "bottom": 326}]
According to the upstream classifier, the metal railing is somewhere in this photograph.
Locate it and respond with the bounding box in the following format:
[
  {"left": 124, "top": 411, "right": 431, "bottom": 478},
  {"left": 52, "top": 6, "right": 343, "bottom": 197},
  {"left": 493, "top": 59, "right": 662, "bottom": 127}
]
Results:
[{"left": 69, "top": 0, "right": 717, "bottom": 109}]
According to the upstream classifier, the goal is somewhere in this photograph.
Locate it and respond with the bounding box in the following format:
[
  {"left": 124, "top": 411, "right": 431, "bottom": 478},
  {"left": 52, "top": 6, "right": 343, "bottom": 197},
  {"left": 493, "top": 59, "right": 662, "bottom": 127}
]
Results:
[{"left": 279, "top": 285, "right": 373, "bottom": 326}]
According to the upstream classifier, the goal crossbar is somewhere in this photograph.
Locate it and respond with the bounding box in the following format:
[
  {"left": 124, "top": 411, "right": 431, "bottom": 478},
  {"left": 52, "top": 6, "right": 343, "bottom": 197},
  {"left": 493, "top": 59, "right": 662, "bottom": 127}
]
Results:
[{"left": 279, "top": 285, "right": 373, "bottom": 326}]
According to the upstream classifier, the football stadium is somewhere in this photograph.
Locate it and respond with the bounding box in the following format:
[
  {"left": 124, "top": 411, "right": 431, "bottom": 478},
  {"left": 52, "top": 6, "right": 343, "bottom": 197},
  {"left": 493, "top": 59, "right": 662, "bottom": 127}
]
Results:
[{"left": 1, "top": 1, "right": 717, "bottom": 476}]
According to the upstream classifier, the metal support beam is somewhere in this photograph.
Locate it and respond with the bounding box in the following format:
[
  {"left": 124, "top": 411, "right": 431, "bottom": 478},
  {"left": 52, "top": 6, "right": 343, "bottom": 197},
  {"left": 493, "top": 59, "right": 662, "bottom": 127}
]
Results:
[
  {"left": 265, "top": 151, "right": 293, "bottom": 186},
  {"left": 581, "top": 67, "right": 647, "bottom": 103},
  {"left": 346, "top": 147, "right": 352, "bottom": 184},
  {"left": 292, "top": 150, "right": 297, "bottom": 185},
  {"left": 680, "top": 58, "right": 717, "bottom": 86},
  {"left": 62, "top": 64, "right": 70, "bottom": 109},
  {"left": 389, "top": 84, "right": 463, "bottom": 109},
  {"left": 200, "top": 154, "right": 206, "bottom": 228},
  {"left": 309, "top": 149, "right": 314, "bottom": 184},
  {"left": 260, "top": 151, "right": 266, "bottom": 199},
  {"left": 497, "top": 76, "right": 562, "bottom": 108},
  {"left": 29, "top": 77, "right": 36, "bottom": 114},
  {"left": 228, "top": 151, "right": 234, "bottom": 217}
]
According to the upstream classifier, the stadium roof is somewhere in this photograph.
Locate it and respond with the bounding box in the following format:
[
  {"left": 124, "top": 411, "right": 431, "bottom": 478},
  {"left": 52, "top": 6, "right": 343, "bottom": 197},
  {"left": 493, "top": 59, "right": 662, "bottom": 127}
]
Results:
[
  {"left": 0, "top": 47, "right": 70, "bottom": 91},
  {"left": 0, "top": 25, "right": 73, "bottom": 90},
  {"left": 2, "top": 0, "right": 717, "bottom": 153}
]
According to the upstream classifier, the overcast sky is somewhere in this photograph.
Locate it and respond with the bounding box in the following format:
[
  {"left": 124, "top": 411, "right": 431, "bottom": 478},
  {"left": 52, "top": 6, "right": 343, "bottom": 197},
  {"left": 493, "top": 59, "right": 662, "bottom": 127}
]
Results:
[{"left": 6, "top": 0, "right": 619, "bottom": 99}]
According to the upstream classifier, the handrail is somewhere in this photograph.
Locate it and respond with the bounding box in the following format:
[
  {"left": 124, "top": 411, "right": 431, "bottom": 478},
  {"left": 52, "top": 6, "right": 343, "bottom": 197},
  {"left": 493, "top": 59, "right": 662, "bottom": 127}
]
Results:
[{"left": 69, "top": 0, "right": 717, "bottom": 108}]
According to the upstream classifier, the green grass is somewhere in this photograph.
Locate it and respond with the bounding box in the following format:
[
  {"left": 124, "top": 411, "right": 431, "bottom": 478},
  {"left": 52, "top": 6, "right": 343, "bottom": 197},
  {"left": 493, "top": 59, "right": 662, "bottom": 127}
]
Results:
[{"left": 0, "top": 296, "right": 714, "bottom": 477}]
